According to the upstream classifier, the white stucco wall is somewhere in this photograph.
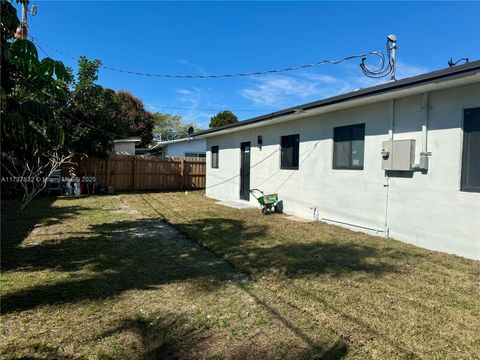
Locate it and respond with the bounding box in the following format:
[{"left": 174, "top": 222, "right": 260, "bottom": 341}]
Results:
[
  {"left": 113, "top": 142, "right": 136, "bottom": 155},
  {"left": 165, "top": 138, "right": 206, "bottom": 157},
  {"left": 205, "top": 83, "right": 480, "bottom": 260}
]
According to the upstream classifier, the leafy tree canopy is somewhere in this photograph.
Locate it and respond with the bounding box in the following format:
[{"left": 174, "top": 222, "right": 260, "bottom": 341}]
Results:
[
  {"left": 0, "top": 0, "right": 156, "bottom": 206},
  {"left": 1, "top": 0, "right": 72, "bottom": 162},
  {"left": 209, "top": 110, "right": 238, "bottom": 128},
  {"left": 66, "top": 56, "right": 123, "bottom": 157},
  {"left": 1, "top": 0, "right": 73, "bottom": 207},
  {"left": 151, "top": 112, "right": 201, "bottom": 142},
  {"left": 116, "top": 91, "right": 154, "bottom": 147}
]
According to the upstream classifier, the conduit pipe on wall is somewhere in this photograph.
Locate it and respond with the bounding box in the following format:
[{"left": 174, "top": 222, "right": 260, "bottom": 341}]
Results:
[
  {"left": 383, "top": 99, "right": 395, "bottom": 237},
  {"left": 321, "top": 217, "right": 386, "bottom": 234},
  {"left": 389, "top": 99, "right": 395, "bottom": 141},
  {"left": 413, "top": 92, "right": 431, "bottom": 171},
  {"left": 316, "top": 100, "right": 395, "bottom": 236}
]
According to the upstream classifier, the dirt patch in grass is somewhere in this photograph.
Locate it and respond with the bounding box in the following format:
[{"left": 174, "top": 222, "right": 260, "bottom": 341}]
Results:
[{"left": 1, "top": 195, "right": 358, "bottom": 359}]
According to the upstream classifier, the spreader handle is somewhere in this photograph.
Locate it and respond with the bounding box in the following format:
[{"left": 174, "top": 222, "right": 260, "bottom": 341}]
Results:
[{"left": 249, "top": 188, "right": 264, "bottom": 195}]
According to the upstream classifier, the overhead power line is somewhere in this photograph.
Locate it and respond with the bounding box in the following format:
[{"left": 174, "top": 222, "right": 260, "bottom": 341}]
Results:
[
  {"left": 29, "top": 35, "right": 393, "bottom": 79},
  {"left": 156, "top": 106, "right": 275, "bottom": 112}
]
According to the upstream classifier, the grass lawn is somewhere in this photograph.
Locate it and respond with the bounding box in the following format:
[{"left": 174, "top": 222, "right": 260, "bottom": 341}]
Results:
[{"left": 1, "top": 192, "right": 479, "bottom": 359}]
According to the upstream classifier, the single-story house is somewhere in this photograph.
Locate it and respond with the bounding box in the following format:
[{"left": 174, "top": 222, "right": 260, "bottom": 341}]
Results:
[
  {"left": 195, "top": 60, "right": 480, "bottom": 260},
  {"left": 112, "top": 138, "right": 141, "bottom": 155},
  {"left": 148, "top": 137, "right": 206, "bottom": 158}
]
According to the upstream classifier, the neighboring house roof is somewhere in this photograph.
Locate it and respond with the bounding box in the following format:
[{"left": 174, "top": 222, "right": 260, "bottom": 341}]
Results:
[
  {"left": 195, "top": 60, "right": 480, "bottom": 138},
  {"left": 113, "top": 138, "right": 142, "bottom": 144},
  {"left": 149, "top": 137, "right": 202, "bottom": 151}
]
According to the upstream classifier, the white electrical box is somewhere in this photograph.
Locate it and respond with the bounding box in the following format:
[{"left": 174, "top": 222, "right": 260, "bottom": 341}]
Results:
[{"left": 382, "top": 139, "right": 416, "bottom": 171}]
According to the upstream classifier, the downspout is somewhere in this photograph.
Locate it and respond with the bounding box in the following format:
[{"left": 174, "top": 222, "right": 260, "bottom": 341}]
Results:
[{"left": 413, "top": 93, "right": 431, "bottom": 171}]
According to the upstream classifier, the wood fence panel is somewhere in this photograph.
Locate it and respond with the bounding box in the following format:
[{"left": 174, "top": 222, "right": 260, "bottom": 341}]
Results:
[
  {"left": 110, "top": 156, "right": 134, "bottom": 190},
  {"left": 183, "top": 158, "right": 206, "bottom": 189},
  {"left": 74, "top": 155, "right": 205, "bottom": 191}
]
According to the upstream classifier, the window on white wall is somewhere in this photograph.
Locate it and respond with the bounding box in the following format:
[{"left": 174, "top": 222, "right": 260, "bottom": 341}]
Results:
[
  {"left": 461, "top": 107, "right": 480, "bottom": 192},
  {"left": 333, "top": 123, "right": 365, "bottom": 170},
  {"left": 185, "top": 152, "right": 206, "bottom": 158},
  {"left": 211, "top": 146, "right": 219, "bottom": 168},
  {"left": 280, "top": 134, "right": 300, "bottom": 169}
]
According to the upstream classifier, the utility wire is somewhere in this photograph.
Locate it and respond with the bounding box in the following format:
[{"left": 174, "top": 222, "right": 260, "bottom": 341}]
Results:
[
  {"left": 28, "top": 16, "right": 51, "bottom": 58},
  {"left": 29, "top": 35, "right": 391, "bottom": 79},
  {"left": 30, "top": 38, "right": 275, "bottom": 113},
  {"left": 205, "top": 139, "right": 322, "bottom": 193},
  {"left": 65, "top": 113, "right": 118, "bottom": 138},
  {"left": 156, "top": 106, "right": 275, "bottom": 112},
  {"left": 360, "top": 39, "right": 393, "bottom": 78}
]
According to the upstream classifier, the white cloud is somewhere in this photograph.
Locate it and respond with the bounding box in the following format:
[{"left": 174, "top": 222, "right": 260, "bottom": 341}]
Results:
[
  {"left": 177, "top": 59, "right": 208, "bottom": 76},
  {"left": 395, "top": 60, "right": 429, "bottom": 79},
  {"left": 240, "top": 61, "right": 430, "bottom": 107},
  {"left": 240, "top": 75, "right": 322, "bottom": 106},
  {"left": 148, "top": 59, "right": 430, "bottom": 125},
  {"left": 145, "top": 88, "right": 216, "bottom": 128},
  {"left": 175, "top": 87, "right": 218, "bottom": 127}
]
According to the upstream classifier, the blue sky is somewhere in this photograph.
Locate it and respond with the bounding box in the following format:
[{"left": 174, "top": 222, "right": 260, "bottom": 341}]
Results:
[{"left": 23, "top": 1, "right": 480, "bottom": 128}]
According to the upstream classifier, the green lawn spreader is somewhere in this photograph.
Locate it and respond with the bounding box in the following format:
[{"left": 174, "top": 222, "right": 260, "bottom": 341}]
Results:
[{"left": 249, "top": 189, "right": 281, "bottom": 215}]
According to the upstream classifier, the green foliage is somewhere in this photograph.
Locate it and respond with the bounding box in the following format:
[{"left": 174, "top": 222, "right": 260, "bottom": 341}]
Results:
[
  {"left": 1, "top": 0, "right": 75, "bottom": 205},
  {"left": 66, "top": 57, "right": 123, "bottom": 157},
  {"left": 0, "top": 0, "right": 155, "bottom": 205},
  {"left": 209, "top": 110, "right": 238, "bottom": 128},
  {"left": 116, "top": 91, "right": 154, "bottom": 147},
  {"left": 66, "top": 60, "right": 158, "bottom": 155},
  {"left": 151, "top": 112, "right": 201, "bottom": 142},
  {"left": 0, "top": 1, "right": 19, "bottom": 43},
  {"left": 1, "top": 0, "right": 72, "bottom": 164}
]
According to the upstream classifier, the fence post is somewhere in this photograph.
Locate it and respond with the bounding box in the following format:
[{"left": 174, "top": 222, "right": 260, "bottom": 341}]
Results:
[
  {"left": 106, "top": 157, "right": 110, "bottom": 187},
  {"left": 180, "top": 158, "right": 184, "bottom": 190},
  {"left": 132, "top": 156, "right": 136, "bottom": 192}
]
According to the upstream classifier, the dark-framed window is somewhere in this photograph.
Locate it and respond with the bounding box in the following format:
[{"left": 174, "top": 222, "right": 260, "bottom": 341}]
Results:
[
  {"left": 461, "top": 107, "right": 480, "bottom": 192},
  {"left": 185, "top": 152, "right": 206, "bottom": 159},
  {"left": 280, "top": 134, "right": 300, "bottom": 169},
  {"left": 333, "top": 123, "right": 365, "bottom": 170},
  {"left": 211, "top": 146, "right": 219, "bottom": 168}
]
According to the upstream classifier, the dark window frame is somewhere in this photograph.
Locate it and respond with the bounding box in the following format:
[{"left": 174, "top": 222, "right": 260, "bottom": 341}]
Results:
[
  {"left": 280, "top": 134, "right": 300, "bottom": 170},
  {"left": 185, "top": 152, "right": 206, "bottom": 159},
  {"left": 333, "top": 123, "right": 365, "bottom": 170},
  {"left": 211, "top": 146, "right": 219, "bottom": 168},
  {"left": 461, "top": 107, "right": 480, "bottom": 193}
]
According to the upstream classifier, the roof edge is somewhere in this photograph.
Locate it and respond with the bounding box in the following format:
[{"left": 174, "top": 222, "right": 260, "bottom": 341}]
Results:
[{"left": 194, "top": 60, "right": 480, "bottom": 137}]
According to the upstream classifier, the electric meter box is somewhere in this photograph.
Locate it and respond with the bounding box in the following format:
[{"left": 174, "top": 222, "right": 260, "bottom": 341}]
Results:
[{"left": 382, "top": 139, "right": 416, "bottom": 171}]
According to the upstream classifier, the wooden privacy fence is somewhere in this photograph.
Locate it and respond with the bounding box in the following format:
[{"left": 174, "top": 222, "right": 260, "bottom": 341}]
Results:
[{"left": 76, "top": 156, "right": 206, "bottom": 191}]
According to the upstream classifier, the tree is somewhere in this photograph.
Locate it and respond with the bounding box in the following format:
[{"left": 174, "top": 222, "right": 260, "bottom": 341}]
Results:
[
  {"left": 209, "top": 110, "right": 238, "bottom": 128},
  {"left": 0, "top": 1, "right": 158, "bottom": 208},
  {"left": 151, "top": 112, "right": 201, "bottom": 142},
  {"left": 66, "top": 57, "right": 123, "bottom": 157},
  {"left": 116, "top": 91, "right": 154, "bottom": 147},
  {"left": 1, "top": 0, "right": 73, "bottom": 209}
]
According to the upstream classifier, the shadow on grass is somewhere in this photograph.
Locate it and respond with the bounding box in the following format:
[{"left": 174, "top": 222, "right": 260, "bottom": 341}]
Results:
[
  {"left": 2, "top": 214, "right": 410, "bottom": 314},
  {"left": 169, "top": 217, "right": 411, "bottom": 279},
  {"left": 1, "top": 218, "right": 240, "bottom": 314},
  {"left": 1, "top": 197, "right": 85, "bottom": 270},
  {"left": 96, "top": 313, "right": 212, "bottom": 359},
  {"left": 99, "top": 311, "right": 349, "bottom": 360},
  {"left": 2, "top": 207, "right": 360, "bottom": 358}
]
